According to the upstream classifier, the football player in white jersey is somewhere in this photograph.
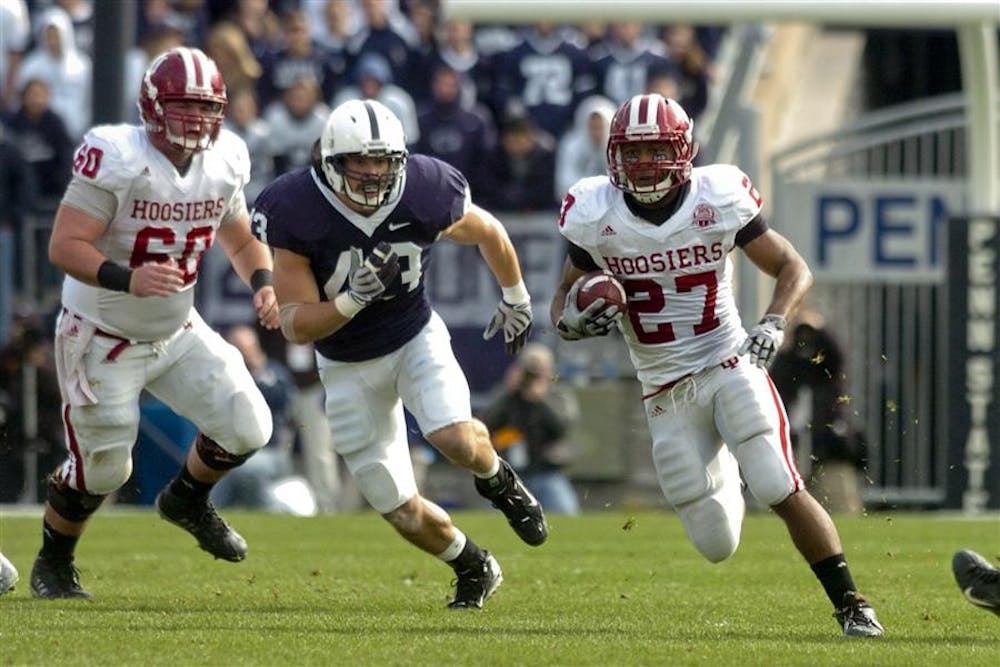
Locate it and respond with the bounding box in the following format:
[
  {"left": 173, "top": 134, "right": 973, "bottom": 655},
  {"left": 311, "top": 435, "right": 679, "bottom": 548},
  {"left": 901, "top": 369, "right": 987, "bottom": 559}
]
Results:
[
  {"left": 30, "top": 47, "right": 279, "bottom": 599},
  {"left": 550, "top": 94, "right": 884, "bottom": 637}
]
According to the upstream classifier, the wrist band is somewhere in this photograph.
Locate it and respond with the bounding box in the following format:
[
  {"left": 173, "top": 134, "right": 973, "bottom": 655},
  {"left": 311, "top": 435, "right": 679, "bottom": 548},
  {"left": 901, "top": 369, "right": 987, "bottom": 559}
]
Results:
[
  {"left": 501, "top": 280, "right": 529, "bottom": 305},
  {"left": 97, "top": 260, "right": 133, "bottom": 293},
  {"left": 250, "top": 268, "right": 274, "bottom": 292},
  {"left": 333, "top": 291, "right": 364, "bottom": 318}
]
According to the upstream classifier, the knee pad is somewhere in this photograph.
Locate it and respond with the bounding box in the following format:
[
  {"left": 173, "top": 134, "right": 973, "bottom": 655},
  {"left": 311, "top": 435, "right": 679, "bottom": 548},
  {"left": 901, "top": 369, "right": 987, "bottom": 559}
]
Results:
[
  {"left": 196, "top": 434, "right": 257, "bottom": 471},
  {"left": 47, "top": 475, "right": 106, "bottom": 522},
  {"left": 355, "top": 461, "right": 414, "bottom": 515},
  {"left": 740, "top": 434, "right": 798, "bottom": 507},
  {"left": 228, "top": 390, "right": 273, "bottom": 455},
  {"left": 677, "top": 486, "right": 745, "bottom": 563},
  {"left": 79, "top": 444, "right": 134, "bottom": 495},
  {"left": 673, "top": 451, "right": 745, "bottom": 563}
]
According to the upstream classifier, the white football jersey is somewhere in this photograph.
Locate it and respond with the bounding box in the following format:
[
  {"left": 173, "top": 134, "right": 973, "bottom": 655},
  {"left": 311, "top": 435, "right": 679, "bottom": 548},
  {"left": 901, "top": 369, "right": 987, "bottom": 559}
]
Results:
[
  {"left": 559, "top": 164, "right": 762, "bottom": 388},
  {"left": 61, "top": 125, "right": 250, "bottom": 341}
]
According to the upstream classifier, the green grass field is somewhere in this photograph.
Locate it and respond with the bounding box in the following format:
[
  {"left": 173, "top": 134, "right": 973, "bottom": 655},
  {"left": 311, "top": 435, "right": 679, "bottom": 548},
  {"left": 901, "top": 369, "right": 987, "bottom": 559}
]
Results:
[{"left": 1, "top": 509, "right": 998, "bottom": 666}]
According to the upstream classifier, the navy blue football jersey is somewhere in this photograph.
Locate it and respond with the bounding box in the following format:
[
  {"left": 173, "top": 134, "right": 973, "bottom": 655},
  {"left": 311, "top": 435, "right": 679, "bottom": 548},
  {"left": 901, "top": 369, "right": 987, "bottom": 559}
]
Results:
[{"left": 252, "top": 154, "right": 469, "bottom": 362}]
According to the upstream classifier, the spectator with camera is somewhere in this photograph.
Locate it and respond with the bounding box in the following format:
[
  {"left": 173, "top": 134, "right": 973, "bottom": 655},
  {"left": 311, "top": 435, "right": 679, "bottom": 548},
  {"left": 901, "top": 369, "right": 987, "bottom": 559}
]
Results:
[{"left": 480, "top": 343, "right": 581, "bottom": 515}]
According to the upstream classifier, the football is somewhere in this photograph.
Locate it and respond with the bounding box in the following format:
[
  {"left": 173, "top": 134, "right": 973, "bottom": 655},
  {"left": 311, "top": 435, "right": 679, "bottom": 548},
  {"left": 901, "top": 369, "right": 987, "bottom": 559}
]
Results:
[{"left": 574, "top": 270, "right": 628, "bottom": 314}]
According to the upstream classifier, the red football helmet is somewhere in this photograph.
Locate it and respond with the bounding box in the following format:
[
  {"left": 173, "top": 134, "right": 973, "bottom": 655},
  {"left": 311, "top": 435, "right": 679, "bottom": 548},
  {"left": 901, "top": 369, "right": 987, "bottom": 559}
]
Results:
[
  {"left": 138, "top": 47, "right": 227, "bottom": 154},
  {"left": 606, "top": 94, "right": 699, "bottom": 204}
]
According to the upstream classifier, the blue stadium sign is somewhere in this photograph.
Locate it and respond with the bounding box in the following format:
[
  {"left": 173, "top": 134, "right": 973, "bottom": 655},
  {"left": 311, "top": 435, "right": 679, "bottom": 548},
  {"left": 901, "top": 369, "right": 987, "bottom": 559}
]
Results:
[{"left": 776, "top": 180, "right": 966, "bottom": 283}]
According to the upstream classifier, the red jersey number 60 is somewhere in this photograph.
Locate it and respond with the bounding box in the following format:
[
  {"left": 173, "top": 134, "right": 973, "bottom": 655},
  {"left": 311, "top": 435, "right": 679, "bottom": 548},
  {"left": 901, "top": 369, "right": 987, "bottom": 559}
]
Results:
[{"left": 73, "top": 143, "right": 104, "bottom": 179}]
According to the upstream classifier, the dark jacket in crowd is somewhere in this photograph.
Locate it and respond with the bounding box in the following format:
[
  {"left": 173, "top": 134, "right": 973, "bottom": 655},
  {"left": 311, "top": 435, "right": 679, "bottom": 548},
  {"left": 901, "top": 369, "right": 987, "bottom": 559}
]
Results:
[{"left": 770, "top": 323, "right": 868, "bottom": 468}]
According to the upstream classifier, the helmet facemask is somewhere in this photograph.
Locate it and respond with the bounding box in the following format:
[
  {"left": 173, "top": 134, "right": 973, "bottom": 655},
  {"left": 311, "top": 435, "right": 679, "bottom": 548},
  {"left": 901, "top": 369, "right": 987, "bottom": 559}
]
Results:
[
  {"left": 158, "top": 99, "right": 226, "bottom": 154},
  {"left": 611, "top": 137, "right": 694, "bottom": 204},
  {"left": 325, "top": 151, "right": 407, "bottom": 209}
]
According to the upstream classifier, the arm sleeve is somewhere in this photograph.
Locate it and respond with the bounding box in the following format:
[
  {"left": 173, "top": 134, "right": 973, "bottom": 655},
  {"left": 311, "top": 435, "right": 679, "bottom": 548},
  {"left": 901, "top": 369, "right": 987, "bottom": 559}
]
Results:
[
  {"left": 566, "top": 240, "right": 600, "bottom": 271},
  {"left": 60, "top": 177, "right": 118, "bottom": 221},
  {"left": 221, "top": 191, "right": 249, "bottom": 226},
  {"left": 734, "top": 214, "right": 768, "bottom": 247}
]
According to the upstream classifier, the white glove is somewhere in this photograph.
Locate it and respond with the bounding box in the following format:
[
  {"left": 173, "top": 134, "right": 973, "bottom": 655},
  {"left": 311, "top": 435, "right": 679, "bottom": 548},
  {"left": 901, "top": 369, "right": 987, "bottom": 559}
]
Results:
[
  {"left": 738, "top": 313, "right": 786, "bottom": 368},
  {"left": 483, "top": 299, "right": 533, "bottom": 355},
  {"left": 347, "top": 241, "right": 400, "bottom": 306},
  {"left": 556, "top": 282, "right": 623, "bottom": 341}
]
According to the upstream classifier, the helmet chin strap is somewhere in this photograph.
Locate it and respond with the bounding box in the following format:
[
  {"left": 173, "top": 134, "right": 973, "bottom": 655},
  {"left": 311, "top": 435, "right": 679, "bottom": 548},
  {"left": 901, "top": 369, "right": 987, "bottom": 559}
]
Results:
[
  {"left": 165, "top": 129, "right": 208, "bottom": 152},
  {"left": 632, "top": 189, "right": 669, "bottom": 204},
  {"left": 627, "top": 174, "right": 672, "bottom": 204},
  {"left": 341, "top": 179, "right": 385, "bottom": 208}
]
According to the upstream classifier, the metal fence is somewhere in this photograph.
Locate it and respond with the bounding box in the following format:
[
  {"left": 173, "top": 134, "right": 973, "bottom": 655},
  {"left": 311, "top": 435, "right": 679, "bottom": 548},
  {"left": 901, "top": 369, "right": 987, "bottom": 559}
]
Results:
[{"left": 770, "top": 94, "right": 974, "bottom": 507}]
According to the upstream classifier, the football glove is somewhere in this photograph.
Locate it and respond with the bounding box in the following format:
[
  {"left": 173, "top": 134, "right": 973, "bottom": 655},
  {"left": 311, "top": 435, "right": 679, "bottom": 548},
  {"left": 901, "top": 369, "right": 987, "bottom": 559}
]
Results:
[
  {"left": 556, "top": 283, "right": 623, "bottom": 341},
  {"left": 483, "top": 298, "right": 533, "bottom": 355},
  {"left": 738, "top": 313, "right": 787, "bottom": 368},
  {"left": 348, "top": 241, "right": 400, "bottom": 306}
]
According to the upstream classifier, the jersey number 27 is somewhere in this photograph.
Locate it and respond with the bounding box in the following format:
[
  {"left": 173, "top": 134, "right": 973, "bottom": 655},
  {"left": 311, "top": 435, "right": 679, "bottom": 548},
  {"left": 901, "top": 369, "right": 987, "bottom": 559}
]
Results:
[{"left": 624, "top": 271, "right": 720, "bottom": 344}]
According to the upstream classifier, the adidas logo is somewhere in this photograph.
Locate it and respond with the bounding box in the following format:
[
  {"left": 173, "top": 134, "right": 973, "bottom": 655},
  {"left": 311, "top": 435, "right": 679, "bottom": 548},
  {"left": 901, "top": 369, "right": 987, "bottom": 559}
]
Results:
[
  {"left": 650, "top": 404, "right": 665, "bottom": 418},
  {"left": 601, "top": 225, "right": 616, "bottom": 236}
]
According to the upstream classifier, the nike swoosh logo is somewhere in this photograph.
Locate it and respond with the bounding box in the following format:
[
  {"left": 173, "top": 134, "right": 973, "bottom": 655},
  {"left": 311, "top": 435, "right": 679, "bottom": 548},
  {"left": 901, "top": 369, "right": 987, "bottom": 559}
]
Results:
[
  {"left": 963, "top": 586, "right": 998, "bottom": 608},
  {"left": 388, "top": 222, "right": 411, "bottom": 231}
]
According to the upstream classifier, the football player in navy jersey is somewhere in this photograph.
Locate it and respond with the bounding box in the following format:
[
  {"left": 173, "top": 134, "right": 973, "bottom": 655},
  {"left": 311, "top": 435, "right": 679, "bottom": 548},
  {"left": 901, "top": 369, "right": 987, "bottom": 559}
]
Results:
[{"left": 252, "top": 99, "right": 548, "bottom": 610}]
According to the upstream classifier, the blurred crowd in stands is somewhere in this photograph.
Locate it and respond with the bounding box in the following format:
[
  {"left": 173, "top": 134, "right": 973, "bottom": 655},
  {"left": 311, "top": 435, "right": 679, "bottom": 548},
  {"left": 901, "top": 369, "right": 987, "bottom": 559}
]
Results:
[
  {"left": 0, "top": 0, "right": 726, "bottom": 509},
  {"left": 0, "top": 0, "right": 722, "bottom": 219}
]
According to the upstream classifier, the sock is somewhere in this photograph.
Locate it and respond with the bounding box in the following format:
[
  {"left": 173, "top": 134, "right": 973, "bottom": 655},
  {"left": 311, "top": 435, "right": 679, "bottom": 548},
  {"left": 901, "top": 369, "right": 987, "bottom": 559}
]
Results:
[
  {"left": 40, "top": 520, "right": 80, "bottom": 559},
  {"left": 168, "top": 464, "right": 214, "bottom": 501},
  {"left": 435, "top": 530, "right": 467, "bottom": 563},
  {"left": 473, "top": 455, "right": 502, "bottom": 480},
  {"left": 811, "top": 553, "right": 858, "bottom": 608},
  {"left": 448, "top": 537, "right": 487, "bottom": 573}
]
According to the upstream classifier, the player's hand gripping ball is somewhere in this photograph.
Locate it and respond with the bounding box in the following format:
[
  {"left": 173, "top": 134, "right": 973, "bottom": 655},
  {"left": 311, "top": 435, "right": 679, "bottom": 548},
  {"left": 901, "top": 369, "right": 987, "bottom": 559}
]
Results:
[{"left": 557, "top": 271, "right": 627, "bottom": 340}]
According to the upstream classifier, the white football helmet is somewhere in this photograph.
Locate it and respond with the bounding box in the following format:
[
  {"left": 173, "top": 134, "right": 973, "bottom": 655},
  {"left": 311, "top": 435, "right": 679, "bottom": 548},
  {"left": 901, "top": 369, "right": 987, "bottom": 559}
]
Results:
[{"left": 320, "top": 99, "right": 408, "bottom": 208}]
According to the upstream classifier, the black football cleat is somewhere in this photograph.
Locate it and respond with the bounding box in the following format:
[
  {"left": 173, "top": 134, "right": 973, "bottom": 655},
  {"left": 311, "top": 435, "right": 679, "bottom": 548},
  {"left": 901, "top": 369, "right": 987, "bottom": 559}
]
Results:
[
  {"left": 952, "top": 549, "right": 1000, "bottom": 617},
  {"left": 448, "top": 552, "right": 503, "bottom": 610},
  {"left": 30, "top": 555, "right": 92, "bottom": 600},
  {"left": 475, "top": 459, "right": 549, "bottom": 546},
  {"left": 156, "top": 487, "right": 247, "bottom": 562},
  {"left": 834, "top": 591, "right": 884, "bottom": 637}
]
